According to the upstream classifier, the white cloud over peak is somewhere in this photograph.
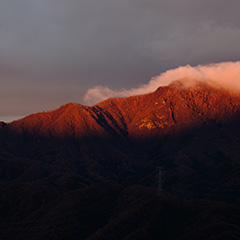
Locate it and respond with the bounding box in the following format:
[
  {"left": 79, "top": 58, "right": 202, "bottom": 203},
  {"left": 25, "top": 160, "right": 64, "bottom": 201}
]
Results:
[{"left": 84, "top": 61, "right": 240, "bottom": 105}]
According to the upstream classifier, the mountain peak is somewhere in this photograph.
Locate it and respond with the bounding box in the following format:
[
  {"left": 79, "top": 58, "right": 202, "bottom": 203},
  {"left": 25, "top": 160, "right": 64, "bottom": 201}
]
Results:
[
  {"left": 59, "top": 102, "right": 83, "bottom": 109},
  {"left": 7, "top": 84, "right": 240, "bottom": 139}
]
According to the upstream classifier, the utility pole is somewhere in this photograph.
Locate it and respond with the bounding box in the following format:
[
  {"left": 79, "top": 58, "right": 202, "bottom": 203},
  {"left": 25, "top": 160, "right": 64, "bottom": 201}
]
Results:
[{"left": 156, "top": 166, "right": 164, "bottom": 196}]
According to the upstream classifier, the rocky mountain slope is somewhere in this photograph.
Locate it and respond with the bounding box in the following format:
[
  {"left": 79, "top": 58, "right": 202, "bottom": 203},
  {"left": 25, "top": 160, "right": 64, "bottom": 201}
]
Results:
[
  {"left": 0, "top": 80, "right": 240, "bottom": 240},
  {"left": 7, "top": 81, "right": 240, "bottom": 138}
]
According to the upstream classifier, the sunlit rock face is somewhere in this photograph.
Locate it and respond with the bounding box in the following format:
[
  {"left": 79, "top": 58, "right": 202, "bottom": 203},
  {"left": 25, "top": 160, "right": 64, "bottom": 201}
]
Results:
[{"left": 7, "top": 80, "right": 240, "bottom": 141}]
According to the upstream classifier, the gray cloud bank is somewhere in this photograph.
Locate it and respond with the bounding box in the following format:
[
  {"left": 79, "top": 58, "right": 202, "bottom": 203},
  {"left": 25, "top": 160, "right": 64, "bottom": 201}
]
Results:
[
  {"left": 84, "top": 61, "right": 240, "bottom": 105},
  {"left": 1, "top": 0, "right": 240, "bottom": 77}
]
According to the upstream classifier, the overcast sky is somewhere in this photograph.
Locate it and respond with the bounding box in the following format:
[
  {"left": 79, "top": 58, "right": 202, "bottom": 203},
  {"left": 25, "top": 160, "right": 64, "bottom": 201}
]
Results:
[{"left": 1, "top": 0, "right": 240, "bottom": 122}]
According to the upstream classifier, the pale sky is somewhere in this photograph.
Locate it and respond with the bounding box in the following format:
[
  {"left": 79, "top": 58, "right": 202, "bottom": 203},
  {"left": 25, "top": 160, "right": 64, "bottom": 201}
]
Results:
[{"left": 1, "top": 0, "right": 240, "bottom": 122}]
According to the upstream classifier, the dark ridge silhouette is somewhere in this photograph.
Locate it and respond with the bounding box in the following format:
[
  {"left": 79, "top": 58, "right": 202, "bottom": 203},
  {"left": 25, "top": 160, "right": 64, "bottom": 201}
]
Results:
[{"left": 0, "top": 81, "right": 240, "bottom": 240}]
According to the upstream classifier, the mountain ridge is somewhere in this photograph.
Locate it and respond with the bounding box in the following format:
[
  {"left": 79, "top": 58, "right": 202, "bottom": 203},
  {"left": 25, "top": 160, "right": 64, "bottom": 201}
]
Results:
[{"left": 6, "top": 80, "right": 240, "bottom": 139}]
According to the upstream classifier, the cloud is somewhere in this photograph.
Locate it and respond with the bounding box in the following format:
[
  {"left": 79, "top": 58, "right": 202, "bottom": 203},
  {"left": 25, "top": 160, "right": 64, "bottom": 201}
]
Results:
[{"left": 84, "top": 61, "right": 240, "bottom": 105}]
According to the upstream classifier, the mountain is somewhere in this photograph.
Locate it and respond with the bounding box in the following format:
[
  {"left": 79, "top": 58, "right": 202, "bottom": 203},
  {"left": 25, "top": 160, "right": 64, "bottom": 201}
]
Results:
[
  {"left": 7, "top": 81, "right": 240, "bottom": 139},
  {"left": 0, "top": 80, "right": 240, "bottom": 240}
]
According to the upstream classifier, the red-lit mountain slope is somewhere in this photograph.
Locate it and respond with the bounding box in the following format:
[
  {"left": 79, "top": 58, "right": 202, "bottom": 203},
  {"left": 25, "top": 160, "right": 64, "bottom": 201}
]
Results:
[
  {"left": 8, "top": 81, "right": 240, "bottom": 139},
  {"left": 8, "top": 102, "right": 126, "bottom": 139}
]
